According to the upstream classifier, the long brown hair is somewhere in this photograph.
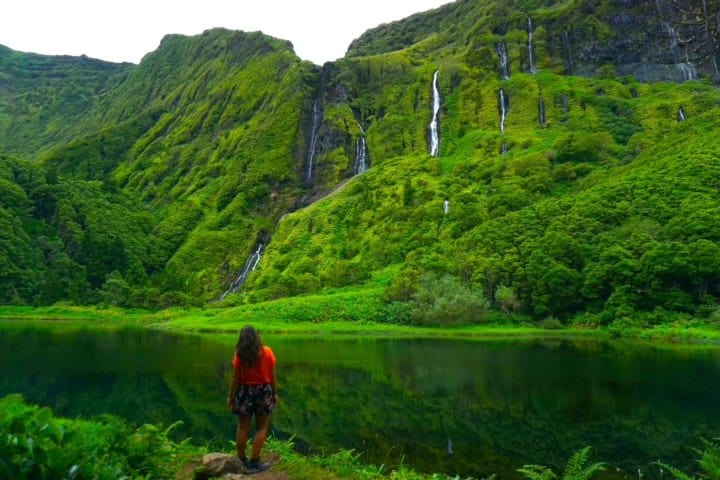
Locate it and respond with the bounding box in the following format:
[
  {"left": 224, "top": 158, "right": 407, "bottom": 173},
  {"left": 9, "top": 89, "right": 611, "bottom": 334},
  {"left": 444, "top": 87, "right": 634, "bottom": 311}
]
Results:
[{"left": 236, "top": 325, "right": 262, "bottom": 368}]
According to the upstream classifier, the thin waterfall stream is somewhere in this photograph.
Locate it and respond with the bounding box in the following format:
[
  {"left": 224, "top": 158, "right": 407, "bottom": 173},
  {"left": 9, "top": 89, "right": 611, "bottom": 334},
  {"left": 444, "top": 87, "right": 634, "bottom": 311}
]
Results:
[
  {"left": 496, "top": 42, "right": 510, "bottom": 80},
  {"left": 429, "top": 70, "right": 441, "bottom": 157},
  {"left": 306, "top": 101, "right": 322, "bottom": 182},
  {"left": 220, "top": 242, "right": 265, "bottom": 301},
  {"left": 528, "top": 18, "right": 536, "bottom": 73},
  {"left": 354, "top": 137, "right": 369, "bottom": 175},
  {"left": 499, "top": 89, "right": 508, "bottom": 155}
]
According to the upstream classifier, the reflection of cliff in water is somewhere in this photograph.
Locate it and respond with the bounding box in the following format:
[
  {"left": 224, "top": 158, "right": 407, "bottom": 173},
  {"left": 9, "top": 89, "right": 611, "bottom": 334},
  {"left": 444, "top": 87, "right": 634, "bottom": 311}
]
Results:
[
  {"left": 269, "top": 337, "right": 720, "bottom": 479},
  {"left": 2, "top": 325, "right": 720, "bottom": 479}
]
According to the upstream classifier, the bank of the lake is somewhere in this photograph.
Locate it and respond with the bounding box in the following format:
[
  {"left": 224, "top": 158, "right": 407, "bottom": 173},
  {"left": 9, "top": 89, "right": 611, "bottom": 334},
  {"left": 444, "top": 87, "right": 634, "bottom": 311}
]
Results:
[
  {"left": 0, "top": 393, "right": 462, "bottom": 480},
  {"left": 2, "top": 304, "right": 720, "bottom": 345}
]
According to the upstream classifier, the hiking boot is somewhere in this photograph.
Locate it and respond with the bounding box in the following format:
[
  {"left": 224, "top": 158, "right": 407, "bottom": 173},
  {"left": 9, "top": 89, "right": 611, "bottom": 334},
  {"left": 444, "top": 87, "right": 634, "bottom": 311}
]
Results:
[{"left": 245, "top": 458, "right": 270, "bottom": 474}]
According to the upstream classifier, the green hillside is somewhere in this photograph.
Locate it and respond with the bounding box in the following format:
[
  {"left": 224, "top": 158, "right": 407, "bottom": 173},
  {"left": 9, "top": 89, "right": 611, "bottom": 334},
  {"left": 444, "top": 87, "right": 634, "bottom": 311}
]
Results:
[
  {"left": 0, "top": 45, "right": 131, "bottom": 158},
  {"left": 1, "top": 0, "right": 719, "bottom": 327}
]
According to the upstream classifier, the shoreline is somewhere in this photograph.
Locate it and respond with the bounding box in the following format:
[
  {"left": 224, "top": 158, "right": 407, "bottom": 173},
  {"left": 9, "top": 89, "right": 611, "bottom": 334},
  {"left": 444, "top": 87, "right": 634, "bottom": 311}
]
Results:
[{"left": 1, "top": 305, "right": 719, "bottom": 346}]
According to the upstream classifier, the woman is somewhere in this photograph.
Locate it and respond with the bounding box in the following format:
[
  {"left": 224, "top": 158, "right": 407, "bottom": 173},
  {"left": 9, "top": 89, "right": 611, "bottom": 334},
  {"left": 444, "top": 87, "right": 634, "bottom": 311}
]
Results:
[{"left": 227, "top": 325, "right": 277, "bottom": 473}]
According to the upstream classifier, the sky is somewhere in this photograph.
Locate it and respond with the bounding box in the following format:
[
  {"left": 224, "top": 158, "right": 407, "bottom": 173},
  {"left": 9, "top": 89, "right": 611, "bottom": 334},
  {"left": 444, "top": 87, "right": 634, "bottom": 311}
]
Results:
[{"left": 1, "top": 0, "right": 454, "bottom": 65}]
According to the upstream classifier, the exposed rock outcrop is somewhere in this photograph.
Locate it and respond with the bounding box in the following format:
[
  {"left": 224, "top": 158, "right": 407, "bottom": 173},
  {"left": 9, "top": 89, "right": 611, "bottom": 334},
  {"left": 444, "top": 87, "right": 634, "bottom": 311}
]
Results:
[{"left": 194, "top": 453, "right": 245, "bottom": 479}]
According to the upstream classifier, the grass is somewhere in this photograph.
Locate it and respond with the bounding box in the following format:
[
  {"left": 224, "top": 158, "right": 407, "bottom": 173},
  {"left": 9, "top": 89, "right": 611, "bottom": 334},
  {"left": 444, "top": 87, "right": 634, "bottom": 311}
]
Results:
[
  {"left": 0, "top": 304, "right": 151, "bottom": 323},
  {"left": 3, "top": 297, "right": 720, "bottom": 345},
  {"left": 635, "top": 325, "right": 720, "bottom": 344},
  {"left": 265, "top": 437, "right": 460, "bottom": 480},
  {"left": 0, "top": 299, "right": 606, "bottom": 341}
]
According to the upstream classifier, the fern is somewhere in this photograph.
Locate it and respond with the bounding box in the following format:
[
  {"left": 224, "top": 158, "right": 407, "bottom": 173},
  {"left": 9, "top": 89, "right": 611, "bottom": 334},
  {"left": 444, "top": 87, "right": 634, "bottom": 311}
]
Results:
[
  {"left": 563, "top": 447, "right": 606, "bottom": 480},
  {"left": 519, "top": 447, "right": 605, "bottom": 480},
  {"left": 656, "top": 438, "right": 720, "bottom": 480},
  {"left": 696, "top": 438, "right": 720, "bottom": 480},
  {"left": 656, "top": 462, "right": 694, "bottom": 480},
  {"left": 518, "top": 464, "right": 558, "bottom": 480}
]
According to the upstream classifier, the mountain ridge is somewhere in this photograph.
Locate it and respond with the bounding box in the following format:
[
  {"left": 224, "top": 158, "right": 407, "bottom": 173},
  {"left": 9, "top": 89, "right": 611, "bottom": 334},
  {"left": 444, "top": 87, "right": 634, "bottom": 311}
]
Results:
[{"left": 1, "top": 0, "right": 719, "bottom": 327}]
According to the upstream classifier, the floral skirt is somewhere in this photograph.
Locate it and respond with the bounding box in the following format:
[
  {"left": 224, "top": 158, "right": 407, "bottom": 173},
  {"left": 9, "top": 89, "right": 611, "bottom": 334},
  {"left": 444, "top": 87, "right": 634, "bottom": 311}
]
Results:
[{"left": 231, "top": 384, "right": 276, "bottom": 417}]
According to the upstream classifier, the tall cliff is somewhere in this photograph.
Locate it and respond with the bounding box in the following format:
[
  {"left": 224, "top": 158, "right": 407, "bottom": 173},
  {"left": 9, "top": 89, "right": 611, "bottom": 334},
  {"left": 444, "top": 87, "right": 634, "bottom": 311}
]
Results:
[{"left": 1, "top": 0, "right": 719, "bottom": 323}]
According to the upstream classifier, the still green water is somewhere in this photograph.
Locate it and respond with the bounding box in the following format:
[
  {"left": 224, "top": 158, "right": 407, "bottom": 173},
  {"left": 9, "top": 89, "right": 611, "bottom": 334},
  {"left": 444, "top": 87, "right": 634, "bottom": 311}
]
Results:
[{"left": 1, "top": 320, "right": 719, "bottom": 479}]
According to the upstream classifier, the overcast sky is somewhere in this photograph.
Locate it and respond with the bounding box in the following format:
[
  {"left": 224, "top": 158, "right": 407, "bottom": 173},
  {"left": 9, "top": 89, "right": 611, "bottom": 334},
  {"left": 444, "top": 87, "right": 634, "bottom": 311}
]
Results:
[{"left": 1, "top": 0, "right": 453, "bottom": 65}]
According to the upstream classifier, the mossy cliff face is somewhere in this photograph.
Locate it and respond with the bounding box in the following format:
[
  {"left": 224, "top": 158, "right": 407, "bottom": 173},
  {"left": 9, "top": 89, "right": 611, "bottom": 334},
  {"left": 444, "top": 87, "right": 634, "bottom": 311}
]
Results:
[
  {"left": 1, "top": 1, "right": 719, "bottom": 321},
  {"left": 347, "top": 0, "right": 719, "bottom": 83}
]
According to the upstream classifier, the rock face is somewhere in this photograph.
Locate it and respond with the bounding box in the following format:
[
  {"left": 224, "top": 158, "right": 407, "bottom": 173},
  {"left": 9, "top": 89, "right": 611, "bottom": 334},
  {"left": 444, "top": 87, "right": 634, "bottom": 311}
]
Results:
[
  {"left": 194, "top": 453, "right": 245, "bottom": 480},
  {"left": 346, "top": 0, "right": 719, "bottom": 84}
]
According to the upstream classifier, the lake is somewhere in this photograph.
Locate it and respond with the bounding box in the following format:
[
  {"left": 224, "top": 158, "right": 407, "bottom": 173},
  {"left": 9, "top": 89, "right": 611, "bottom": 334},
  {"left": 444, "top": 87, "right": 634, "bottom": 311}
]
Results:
[{"left": 1, "top": 320, "right": 719, "bottom": 479}]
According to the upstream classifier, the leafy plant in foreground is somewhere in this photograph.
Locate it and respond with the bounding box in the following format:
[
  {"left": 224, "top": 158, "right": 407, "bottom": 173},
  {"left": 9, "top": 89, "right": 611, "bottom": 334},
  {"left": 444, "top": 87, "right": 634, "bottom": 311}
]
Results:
[
  {"left": 0, "top": 394, "right": 203, "bottom": 480},
  {"left": 518, "top": 447, "right": 606, "bottom": 480},
  {"left": 657, "top": 438, "right": 720, "bottom": 480}
]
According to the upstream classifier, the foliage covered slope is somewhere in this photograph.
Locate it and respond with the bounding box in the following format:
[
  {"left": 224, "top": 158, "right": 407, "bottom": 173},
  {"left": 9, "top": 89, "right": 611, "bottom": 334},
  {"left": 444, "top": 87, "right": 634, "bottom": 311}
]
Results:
[
  {"left": 1, "top": 29, "right": 319, "bottom": 306},
  {"left": 1, "top": 0, "right": 719, "bottom": 325},
  {"left": 0, "top": 45, "right": 130, "bottom": 158}
]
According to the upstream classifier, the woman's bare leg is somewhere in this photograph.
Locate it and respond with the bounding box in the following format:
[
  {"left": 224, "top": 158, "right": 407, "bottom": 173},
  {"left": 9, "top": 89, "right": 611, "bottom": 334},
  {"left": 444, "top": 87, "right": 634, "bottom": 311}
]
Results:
[
  {"left": 250, "top": 414, "right": 271, "bottom": 459},
  {"left": 236, "top": 416, "right": 251, "bottom": 460}
]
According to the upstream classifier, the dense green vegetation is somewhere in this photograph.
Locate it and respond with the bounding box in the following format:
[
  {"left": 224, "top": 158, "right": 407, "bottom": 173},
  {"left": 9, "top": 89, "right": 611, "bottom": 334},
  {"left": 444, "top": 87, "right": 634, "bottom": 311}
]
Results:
[
  {"left": 2, "top": 392, "right": 719, "bottom": 480},
  {"left": 0, "top": 394, "right": 202, "bottom": 479},
  {"left": 1, "top": 0, "right": 719, "bottom": 329},
  {"left": 0, "top": 45, "right": 130, "bottom": 158}
]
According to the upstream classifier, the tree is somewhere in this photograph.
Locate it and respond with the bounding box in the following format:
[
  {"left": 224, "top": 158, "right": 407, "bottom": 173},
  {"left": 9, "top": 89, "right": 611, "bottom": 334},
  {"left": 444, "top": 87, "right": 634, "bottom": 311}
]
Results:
[{"left": 495, "top": 284, "right": 521, "bottom": 315}]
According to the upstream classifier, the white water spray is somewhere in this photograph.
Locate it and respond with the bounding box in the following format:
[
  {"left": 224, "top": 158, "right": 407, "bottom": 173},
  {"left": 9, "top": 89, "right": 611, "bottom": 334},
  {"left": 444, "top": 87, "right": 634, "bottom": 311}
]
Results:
[
  {"left": 528, "top": 18, "right": 536, "bottom": 73},
  {"left": 220, "top": 242, "right": 265, "bottom": 301},
  {"left": 429, "top": 70, "right": 441, "bottom": 157},
  {"left": 306, "top": 101, "right": 322, "bottom": 182},
  {"left": 499, "top": 89, "right": 507, "bottom": 135},
  {"left": 658, "top": 11, "right": 697, "bottom": 81},
  {"left": 354, "top": 137, "right": 369, "bottom": 175},
  {"left": 496, "top": 42, "right": 510, "bottom": 80},
  {"left": 677, "top": 106, "right": 686, "bottom": 122}
]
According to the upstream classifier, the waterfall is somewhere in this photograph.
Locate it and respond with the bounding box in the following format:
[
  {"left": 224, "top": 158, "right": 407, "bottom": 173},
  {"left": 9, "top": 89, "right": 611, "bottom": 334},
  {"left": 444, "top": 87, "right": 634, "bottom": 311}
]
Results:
[
  {"left": 429, "top": 70, "right": 441, "bottom": 157},
  {"left": 496, "top": 42, "right": 510, "bottom": 80},
  {"left": 538, "top": 96, "right": 546, "bottom": 128},
  {"left": 659, "top": 17, "right": 697, "bottom": 81},
  {"left": 677, "top": 62, "right": 696, "bottom": 81},
  {"left": 677, "top": 106, "right": 686, "bottom": 122},
  {"left": 220, "top": 242, "right": 265, "bottom": 301},
  {"left": 356, "top": 121, "right": 366, "bottom": 136},
  {"left": 528, "top": 18, "right": 536, "bottom": 74},
  {"left": 561, "top": 95, "right": 569, "bottom": 116},
  {"left": 499, "top": 89, "right": 508, "bottom": 135},
  {"left": 306, "top": 101, "right": 322, "bottom": 182},
  {"left": 561, "top": 31, "right": 574, "bottom": 75},
  {"left": 354, "top": 137, "right": 369, "bottom": 175},
  {"left": 443, "top": 199, "right": 450, "bottom": 215},
  {"left": 499, "top": 89, "right": 508, "bottom": 155}
]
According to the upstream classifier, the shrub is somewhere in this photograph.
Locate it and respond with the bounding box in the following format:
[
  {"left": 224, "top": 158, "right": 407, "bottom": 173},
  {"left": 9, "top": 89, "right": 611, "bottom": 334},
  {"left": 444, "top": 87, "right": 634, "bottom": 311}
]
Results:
[
  {"left": 539, "top": 316, "right": 563, "bottom": 330},
  {"left": 0, "top": 394, "right": 202, "bottom": 480},
  {"left": 409, "top": 273, "right": 490, "bottom": 326}
]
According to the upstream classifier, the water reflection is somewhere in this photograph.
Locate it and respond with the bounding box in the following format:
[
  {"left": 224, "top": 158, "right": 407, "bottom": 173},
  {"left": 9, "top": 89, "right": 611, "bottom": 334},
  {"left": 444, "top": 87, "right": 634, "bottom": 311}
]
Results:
[{"left": 1, "top": 322, "right": 719, "bottom": 479}]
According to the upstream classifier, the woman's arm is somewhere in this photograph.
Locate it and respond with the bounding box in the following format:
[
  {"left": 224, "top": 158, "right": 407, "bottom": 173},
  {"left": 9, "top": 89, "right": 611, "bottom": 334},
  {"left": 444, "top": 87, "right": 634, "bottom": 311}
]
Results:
[
  {"left": 270, "top": 365, "right": 278, "bottom": 403},
  {"left": 227, "top": 366, "right": 241, "bottom": 408}
]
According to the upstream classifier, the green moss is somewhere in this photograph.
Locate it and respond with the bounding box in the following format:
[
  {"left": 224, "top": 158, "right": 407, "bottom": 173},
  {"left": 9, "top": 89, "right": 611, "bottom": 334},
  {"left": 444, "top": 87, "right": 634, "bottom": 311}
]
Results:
[{"left": 1, "top": 3, "right": 720, "bottom": 323}]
